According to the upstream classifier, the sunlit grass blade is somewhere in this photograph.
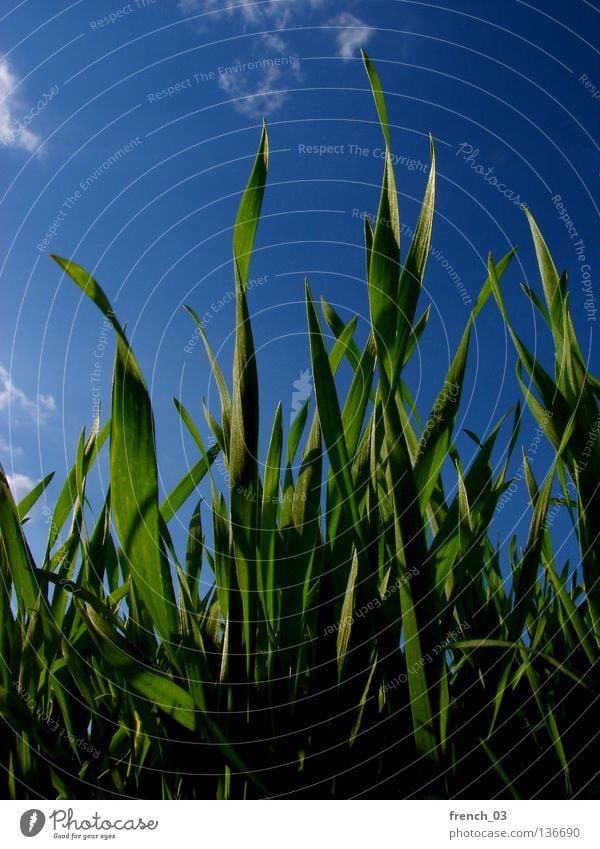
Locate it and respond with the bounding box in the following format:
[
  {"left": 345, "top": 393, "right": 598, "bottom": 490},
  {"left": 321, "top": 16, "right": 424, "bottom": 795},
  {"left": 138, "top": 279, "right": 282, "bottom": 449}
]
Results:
[
  {"left": 184, "top": 305, "right": 232, "bottom": 452},
  {"left": 259, "top": 402, "right": 283, "bottom": 630},
  {"left": 228, "top": 124, "right": 268, "bottom": 678},
  {"left": 0, "top": 464, "right": 40, "bottom": 614},
  {"left": 305, "top": 280, "right": 362, "bottom": 540},
  {"left": 16, "top": 473, "right": 54, "bottom": 522},
  {"left": 393, "top": 137, "right": 436, "bottom": 379},
  {"left": 234, "top": 120, "right": 269, "bottom": 292},
  {"left": 413, "top": 251, "right": 514, "bottom": 514},
  {"left": 51, "top": 256, "right": 178, "bottom": 641},
  {"left": 44, "top": 420, "right": 109, "bottom": 555},
  {"left": 524, "top": 208, "right": 566, "bottom": 342},
  {"left": 160, "top": 399, "right": 220, "bottom": 522}
]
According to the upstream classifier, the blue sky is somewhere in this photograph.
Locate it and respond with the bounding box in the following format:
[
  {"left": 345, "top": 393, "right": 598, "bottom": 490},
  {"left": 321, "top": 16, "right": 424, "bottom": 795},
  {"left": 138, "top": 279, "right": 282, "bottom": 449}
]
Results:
[{"left": 0, "top": 0, "right": 597, "bottom": 564}]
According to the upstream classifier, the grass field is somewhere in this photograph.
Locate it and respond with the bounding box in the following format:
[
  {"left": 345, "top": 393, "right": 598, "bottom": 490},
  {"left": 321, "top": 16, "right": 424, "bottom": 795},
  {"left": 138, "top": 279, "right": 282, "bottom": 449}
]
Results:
[{"left": 1, "top": 52, "right": 598, "bottom": 799}]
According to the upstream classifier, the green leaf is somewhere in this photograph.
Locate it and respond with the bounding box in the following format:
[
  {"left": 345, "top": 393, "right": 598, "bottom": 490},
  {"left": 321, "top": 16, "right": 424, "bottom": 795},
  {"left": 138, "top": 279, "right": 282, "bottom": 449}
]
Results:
[
  {"left": 184, "top": 306, "right": 232, "bottom": 452},
  {"left": 336, "top": 550, "right": 359, "bottom": 679},
  {"left": 228, "top": 125, "right": 269, "bottom": 677},
  {"left": 0, "top": 464, "right": 39, "bottom": 613},
  {"left": 394, "top": 137, "right": 436, "bottom": 379},
  {"left": 51, "top": 257, "right": 178, "bottom": 641},
  {"left": 524, "top": 208, "right": 566, "bottom": 341},
  {"left": 259, "top": 402, "right": 283, "bottom": 630},
  {"left": 305, "top": 280, "right": 362, "bottom": 541},
  {"left": 361, "top": 50, "right": 393, "bottom": 149},
  {"left": 233, "top": 121, "right": 269, "bottom": 292},
  {"left": 45, "top": 420, "right": 109, "bottom": 554},
  {"left": 161, "top": 401, "right": 220, "bottom": 522},
  {"left": 16, "top": 473, "right": 54, "bottom": 522}
]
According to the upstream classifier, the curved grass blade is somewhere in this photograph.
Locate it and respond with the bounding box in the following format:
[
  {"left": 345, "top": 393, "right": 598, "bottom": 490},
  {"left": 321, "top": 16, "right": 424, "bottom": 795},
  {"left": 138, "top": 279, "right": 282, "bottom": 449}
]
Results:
[
  {"left": 45, "top": 421, "right": 109, "bottom": 554},
  {"left": 0, "top": 464, "right": 39, "bottom": 613},
  {"left": 51, "top": 256, "right": 178, "bottom": 641},
  {"left": 229, "top": 125, "right": 269, "bottom": 676},
  {"left": 160, "top": 400, "right": 220, "bottom": 522},
  {"left": 393, "top": 137, "right": 436, "bottom": 380},
  {"left": 16, "top": 473, "right": 54, "bottom": 522},
  {"left": 234, "top": 120, "right": 269, "bottom": 292}
]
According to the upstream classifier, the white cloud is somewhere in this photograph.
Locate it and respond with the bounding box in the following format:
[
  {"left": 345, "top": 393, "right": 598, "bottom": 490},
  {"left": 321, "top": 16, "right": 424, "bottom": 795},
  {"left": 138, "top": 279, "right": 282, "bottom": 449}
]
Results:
[
  {"left": 217, "top": 58, "right": 300, "bottom": 117},
  {"left": 179, "top": 0, "right": 325, "bottom": 27},
  {"left": 0, "top": 364, "right": 56, "bottom": 424},
  {"left": 0, "top": 59, "right": 40, "bottom": 152},
  {"left": 178, "top": 0, "right": 327, "bottom": 115},
  {"left": 332, "top": 12, "right": 373, "bottom": 58},
  {"left": 38, "top": 393, "right": 56, "bottom": 413},
  {"left": 0, "top": 435, "right": 23, "bottom": 457},
  {"left": 261, "top": 31, "right": 288, "bottom": 53},
  {"left": 6, "top": 471, "right": 36, "bottom": 502},
  {"left": 177, "top": 0, "right": 200, "bottom": 12},
  {"left": 178, "top": 3, "right": 376, "bottom": 111}
]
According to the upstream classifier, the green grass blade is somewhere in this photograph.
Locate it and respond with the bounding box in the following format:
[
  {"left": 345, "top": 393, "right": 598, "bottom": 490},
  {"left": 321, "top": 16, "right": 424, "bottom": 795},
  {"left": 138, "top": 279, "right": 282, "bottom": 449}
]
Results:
[
  {"left": 233, "top": 121, "right": 269, "bottom": 292},
  {"left": 524, "top": 208, "right": 566, "bottom": 340},
  {"left": 393, "top": 137, "right": 436, "bottom": 379},
  {"left": 16, "top": 473, "right": 54, "bottom": 522},
  {"left": 305, "top": 280, "right": 362, "bottom": 539},
  {"left": 259, "top": 402, "right": 283, "bottom": 629},
  {"left": 51, "top": 257, "right": 178, "bottom": 641},
  {"left": 0, "top": 464, "right": 40, "bottom": 614}
]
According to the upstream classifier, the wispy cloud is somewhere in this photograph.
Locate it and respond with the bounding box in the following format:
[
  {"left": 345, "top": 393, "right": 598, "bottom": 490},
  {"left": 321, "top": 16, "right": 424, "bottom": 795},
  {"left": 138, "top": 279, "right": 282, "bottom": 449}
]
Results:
[
  {"left": 177, "top": 0, "right": 200, "bottom": 12},
  {"left": 0, "top": 59, "right": 40, "bottom": 152},
  {"left": 0, "top": 435, "right": 23, "bottom": 457},
  {"left": 332, "top": 12, "right": 373, "bottom": 58},
  {"left": 261, "top": 31, "right": 288, "bottom": 53},
  {"left": 6, "top": 471, "right": 36, "bottom": 501},
  {"left": 177, "top": 0, "right": 331, "bottom": 115},
  {"left": 0, "top": 364, "right": 56, "bottom": 423},
  {"left": 178, "top": 0, "right": 326, "bottom": 27},
  {"left": 217, "top": 57, "right": 300, "bottom": 117},
  {"left": 179, "top": 2, "right": 376, "bottom": 113}
]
